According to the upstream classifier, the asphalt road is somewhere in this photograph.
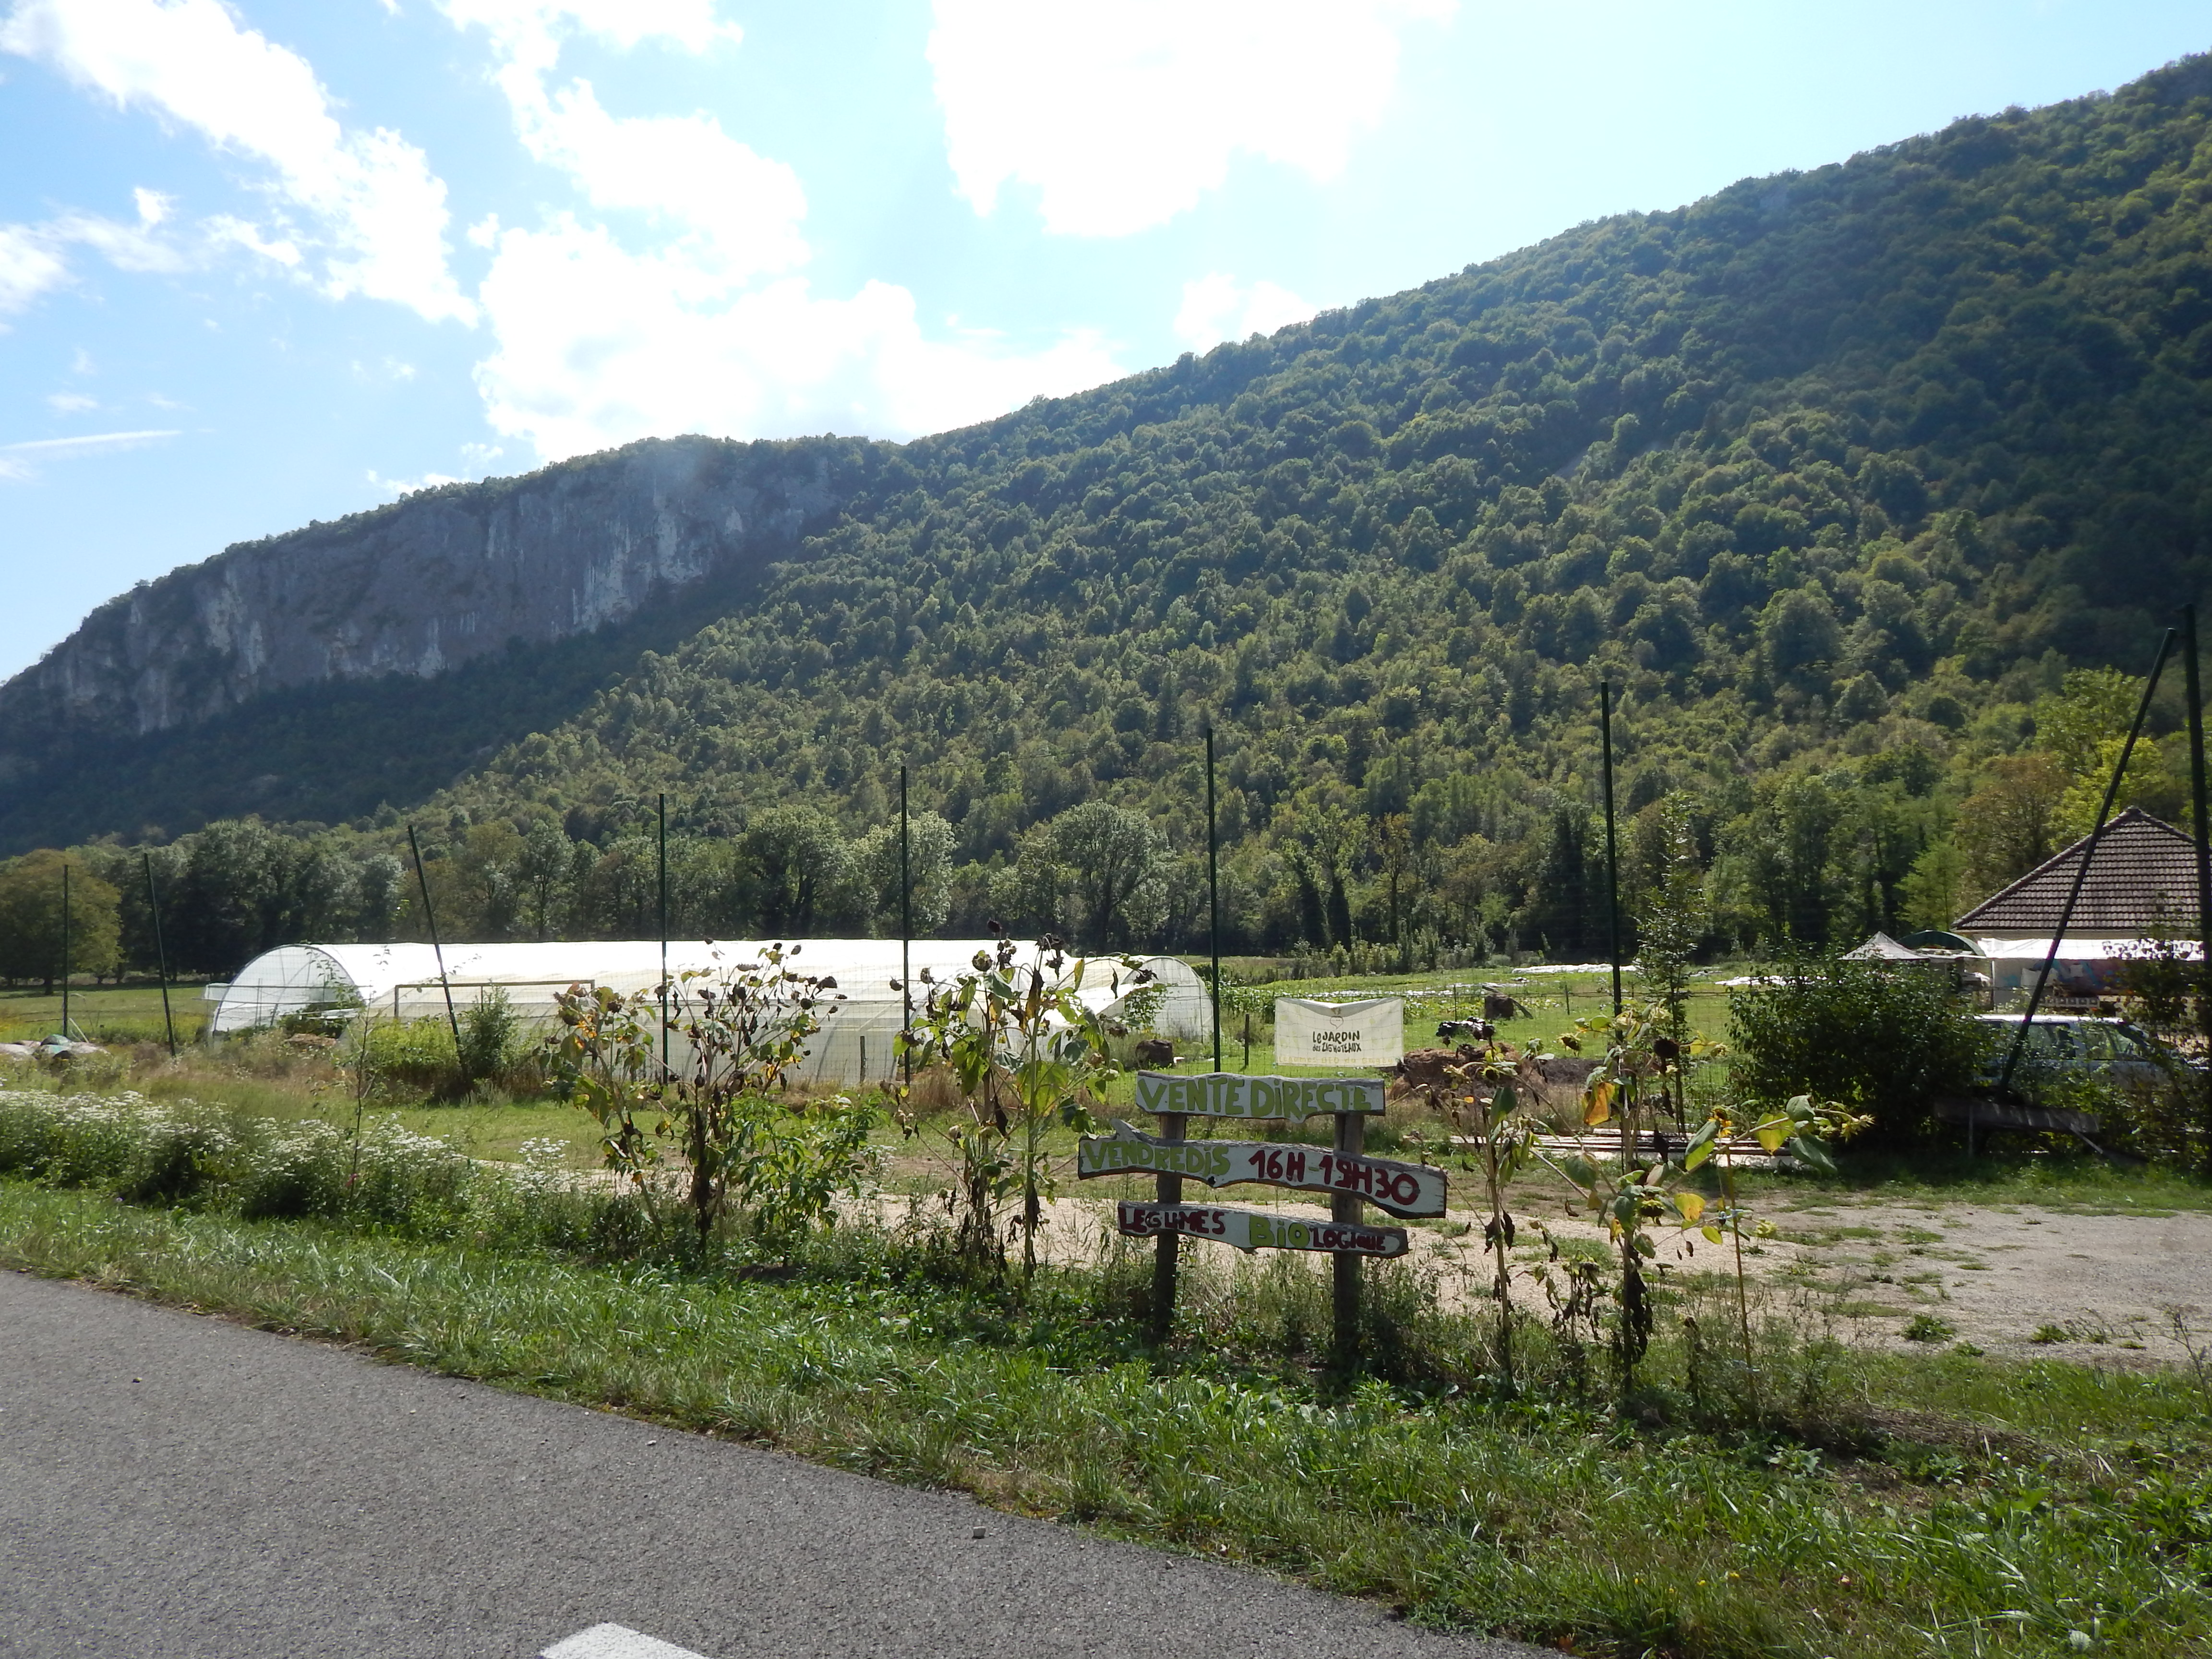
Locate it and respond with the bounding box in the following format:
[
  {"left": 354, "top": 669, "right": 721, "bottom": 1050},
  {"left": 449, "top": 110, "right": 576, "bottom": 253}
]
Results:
[{"left": 0, "top": 1271, "right": 1540, "bottom": 1659}]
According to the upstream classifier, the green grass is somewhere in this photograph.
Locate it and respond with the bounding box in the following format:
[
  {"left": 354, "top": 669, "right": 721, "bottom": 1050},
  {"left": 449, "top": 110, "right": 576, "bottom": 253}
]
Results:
[
  {"left": 1719, "top": 1144, "right": 2212, "bottom": 1216},
  {"left": 2, "top": 1155, "right": 2210, "bottom": 1658},
  {"left": 0, "top": 980, "right": 210, "bottom": 1045}
]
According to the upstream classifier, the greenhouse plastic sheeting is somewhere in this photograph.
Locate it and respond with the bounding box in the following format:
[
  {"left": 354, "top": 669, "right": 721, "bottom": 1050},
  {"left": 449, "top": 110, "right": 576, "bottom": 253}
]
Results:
[{"left": 208, "top": 939, "right": 1211, "bottom": 1087}]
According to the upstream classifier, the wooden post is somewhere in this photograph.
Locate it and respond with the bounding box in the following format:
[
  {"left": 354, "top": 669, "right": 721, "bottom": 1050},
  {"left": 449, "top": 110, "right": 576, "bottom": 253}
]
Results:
[
  {"left": 1151, "top": 1109, "right": 1184, "bottom": 1341},
  {"left": 1331, "top": 1107, "right": 1364, "bottom": 1373}
]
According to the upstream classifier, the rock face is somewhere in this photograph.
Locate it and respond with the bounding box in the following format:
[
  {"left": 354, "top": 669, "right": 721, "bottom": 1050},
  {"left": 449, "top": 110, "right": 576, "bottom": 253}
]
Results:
[{"left": 0, "top": 434, "right": 859, "bottom": 767}]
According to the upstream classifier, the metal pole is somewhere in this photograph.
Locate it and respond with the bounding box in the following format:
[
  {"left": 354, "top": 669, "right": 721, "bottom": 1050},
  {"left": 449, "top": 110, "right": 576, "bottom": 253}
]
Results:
[
  {"left": 2184, "top": 606, "right": 2212, "bottom": 1170},
  {"left": 143, "top": 853, "right": 177, "bottom": 1058},
  {"left": 1997, "top": 629, "right": 2176, "bottom": 1094},
  {"left": 1206, "top": 724, "right": 1222, "bottom": 1073},
  {"left": 900, "top": 765, "right": 912, "bottom": 1094},
  {"left": 658, "top": 792, "right": 670, "bottom": 1080},
  {"left": 60, "top": 861, "right": 71, "bottom": 1038},
  {"left": 1600, "top": 682, "right": 1623, "bottom": 1016},
  {"left": 407, "top": 824, "right": 465, "bottom": 1075}
]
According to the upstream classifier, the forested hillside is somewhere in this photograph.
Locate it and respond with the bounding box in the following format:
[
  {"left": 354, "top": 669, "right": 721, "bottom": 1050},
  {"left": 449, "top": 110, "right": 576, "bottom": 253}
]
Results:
[{"left": 10, "top": 54, "right": 2212, "bottom": 978}]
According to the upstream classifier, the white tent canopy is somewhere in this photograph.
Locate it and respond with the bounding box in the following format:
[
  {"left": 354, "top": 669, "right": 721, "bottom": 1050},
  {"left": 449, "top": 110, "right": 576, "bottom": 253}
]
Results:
[{"left": 207, "top": 939, "right": 1212, "bottom": 1088}]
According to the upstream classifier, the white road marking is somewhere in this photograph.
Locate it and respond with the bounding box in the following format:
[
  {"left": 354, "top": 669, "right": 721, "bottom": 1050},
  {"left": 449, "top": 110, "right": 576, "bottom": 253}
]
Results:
[{"left": 542, "top": 1624, "right": 714, "bottom": 1659}]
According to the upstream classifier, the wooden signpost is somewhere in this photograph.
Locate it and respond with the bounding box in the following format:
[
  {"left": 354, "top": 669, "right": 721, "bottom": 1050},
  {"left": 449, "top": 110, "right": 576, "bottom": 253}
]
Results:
[
  {"left": 1085, "top": 1070, "right": 1447, "bottom": 1367},
  {"left": 1078, "top": 1120, "right": 1446, "bottom": 1218},
  {"left": 1113, "top": 1201, "right": 1408, "bottom": 1256}
]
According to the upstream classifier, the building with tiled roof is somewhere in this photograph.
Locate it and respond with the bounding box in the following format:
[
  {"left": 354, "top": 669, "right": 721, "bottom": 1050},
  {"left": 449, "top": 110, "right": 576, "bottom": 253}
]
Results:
[
  {"left": 1958, "top": 806, "right": 2202, "bottom": 939},
  {"left": 1957, "top": 807, "right": 2204, "bottom": 1003}
]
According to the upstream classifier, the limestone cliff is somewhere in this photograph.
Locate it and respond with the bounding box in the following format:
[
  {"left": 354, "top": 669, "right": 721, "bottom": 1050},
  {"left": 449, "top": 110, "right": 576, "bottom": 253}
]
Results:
[{"left": 0, "top": 434, "right": 863, "bottom": 770}]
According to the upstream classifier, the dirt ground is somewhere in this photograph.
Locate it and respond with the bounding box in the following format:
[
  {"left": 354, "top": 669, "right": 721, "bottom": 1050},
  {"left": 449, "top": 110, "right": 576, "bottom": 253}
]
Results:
[
  {"left": 976, "top": 1178, "right": 2212, "bottom": 1372},
  {"left": 1674, "top": 1194, "right": 2212, "bottom": 1369}
]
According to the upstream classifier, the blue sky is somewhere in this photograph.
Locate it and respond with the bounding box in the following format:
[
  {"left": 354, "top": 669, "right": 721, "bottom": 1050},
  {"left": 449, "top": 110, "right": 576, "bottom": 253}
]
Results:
[{"left": 1, "top": 0, "right": 2207, "bottom": 682}]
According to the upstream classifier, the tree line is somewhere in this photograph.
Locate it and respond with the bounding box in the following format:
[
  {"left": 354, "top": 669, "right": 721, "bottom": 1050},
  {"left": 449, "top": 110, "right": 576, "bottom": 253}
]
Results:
[{"left": 0, "top": 657, "right": 2180, "bottom": 988}]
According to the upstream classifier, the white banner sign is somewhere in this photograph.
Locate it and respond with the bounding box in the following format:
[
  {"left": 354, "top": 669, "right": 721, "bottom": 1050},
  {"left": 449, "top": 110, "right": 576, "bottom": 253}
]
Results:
[
  {"left": 1077, "top": 1120, "right": 1447, "bottom": 1218},
  {"left": 1115, "top": 1201, "right": 1409, "bottom": 1258},
  {"left": 1274, "top": 997, "right": 1404, "bottom": 1067},
  {"left": 1133, "top": 1070, "right": 1385, "bottom": 1118}
]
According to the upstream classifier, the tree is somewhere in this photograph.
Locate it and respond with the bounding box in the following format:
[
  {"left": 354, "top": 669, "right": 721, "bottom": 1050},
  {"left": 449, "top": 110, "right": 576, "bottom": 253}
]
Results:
[
  {"left": 1956, "top": 753, "right": 2070, "bottom": 902},
  {"left": 516, "top": 821, "right": 572, "bottom": 940},
  {"left": 166, "top": 819, "right": 293, "bottom": 974},
  {"left": 1899, "top": 839, "right": 1967, "bottom": 931},
  {"left": 2032, "top": 668, "right": 2139, "bottom": 778},
  {"left": 2056, "top": 734, "right": 2188, "bottom": 840},
  {"left": 1633, "top": 796, "right": 1705, "bottom": 1115},
  {"left": 1051, "top": 801, "right": 1166, "bottom": 948},
  {"left": 0, "top": 851, "right": 121, "bottom": 993},
  {"left": 738, "top": 807, "right": 851, "bottom": 937},
  {"left": 849, "top": 811, "right": 954, "bottom": 935},
  {"left": 1375, "top": 813, "right": 1414, "bottom": 961}
]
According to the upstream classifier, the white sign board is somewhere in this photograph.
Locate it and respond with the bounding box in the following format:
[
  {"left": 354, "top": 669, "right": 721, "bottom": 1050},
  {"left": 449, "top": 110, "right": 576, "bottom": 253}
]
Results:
[
  {"left": 1133, "top": 1070, "right": 1385, "bottom": 1118},
  {"left": 1115, "top": 1201, "right": 1409, "bottom": 1258},
  {"left": 1078, "top": 1120, "right": 1447, "bottom": 1218},
  {"left": 1274, "top": 997, "right": 1404, "bottom": 1067}
]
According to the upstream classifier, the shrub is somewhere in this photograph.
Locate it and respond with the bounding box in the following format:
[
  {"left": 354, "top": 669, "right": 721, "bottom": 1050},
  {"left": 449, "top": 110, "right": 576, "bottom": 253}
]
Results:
[
  {"left": 0, "top": 1088, "right": 480, "bottom": 1234},
  {"left": 457, "top": 988, "right": 524, "bottom": 1087},
  {"left": 235, "top": 1118, "right": 349, "bottom": 1219},
  {"left": 1729, "top": 955, "right": 1991, "bottom": 1140},
  {"left": 359, "top": 1017, "right": 463, "bottom": 1099}
]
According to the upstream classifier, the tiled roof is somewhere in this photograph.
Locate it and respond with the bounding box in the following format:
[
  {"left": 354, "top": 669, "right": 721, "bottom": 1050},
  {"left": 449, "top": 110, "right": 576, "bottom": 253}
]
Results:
[{"left": 1957, "top": 806, "right": 2205, "bottom": 933}]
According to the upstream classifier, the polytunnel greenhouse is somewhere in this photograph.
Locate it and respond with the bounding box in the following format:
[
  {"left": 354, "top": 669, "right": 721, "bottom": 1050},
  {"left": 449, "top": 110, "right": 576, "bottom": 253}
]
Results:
[{"left": 205, "top": 940, "right": 1212, "bottom": 1088}]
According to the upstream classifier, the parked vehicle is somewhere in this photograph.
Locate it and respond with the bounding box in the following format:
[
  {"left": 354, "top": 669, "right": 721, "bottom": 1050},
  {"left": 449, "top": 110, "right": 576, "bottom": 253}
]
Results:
[{"left": 1974, "top": 1014, "right": 2196, "bottom": 1089}]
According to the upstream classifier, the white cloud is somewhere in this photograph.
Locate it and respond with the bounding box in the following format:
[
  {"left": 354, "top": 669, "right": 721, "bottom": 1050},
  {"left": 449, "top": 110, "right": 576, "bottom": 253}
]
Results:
[
  {"left": 439, "top": 0, "right": 737, "bottom": 87},
  {"left": 0, "top": 0, "right": 473, "bottom": 323},
  {"left": 0, "top": 199, "right": 186, "bottom": 324},
  {"left": 929, "top": 0, "right": 1453, "bottom": 237},
  {"left": 46, "top": 391, "right": 98, "bottom": 412},
  {"left": 473, "top": 216, "right": 1122, "bottom": 458},
  {"left": 1175, "top": 272, "right": 1313, "bottom": 351},
  {"left": 0, "top": 426, "right": 178, "bottom": 481},
  {"left": 445, "top": 0, "right": 1124, "bottom": 457},
  {"left": 515, "top": 81, "right": 807, "bottom": 282},
  {"left": 0, "top": 223, "right": 72, "bottom": 316},
  {"left": 367, "top": 467, "right": 463, "bottom": 496}
]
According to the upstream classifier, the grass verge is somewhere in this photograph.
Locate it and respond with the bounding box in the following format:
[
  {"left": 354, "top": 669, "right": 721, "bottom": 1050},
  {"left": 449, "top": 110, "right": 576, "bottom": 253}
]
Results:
[{"left": 2, "top": 1172, "right": 2208, "bottom": 1659}]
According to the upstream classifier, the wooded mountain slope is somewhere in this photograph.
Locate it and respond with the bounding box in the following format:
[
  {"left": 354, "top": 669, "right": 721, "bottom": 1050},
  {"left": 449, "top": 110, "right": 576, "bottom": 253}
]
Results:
[{"left": 12, "top": 54, "right": 2212, "bottom": 968}]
